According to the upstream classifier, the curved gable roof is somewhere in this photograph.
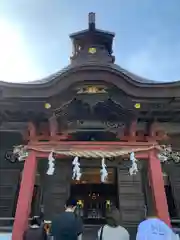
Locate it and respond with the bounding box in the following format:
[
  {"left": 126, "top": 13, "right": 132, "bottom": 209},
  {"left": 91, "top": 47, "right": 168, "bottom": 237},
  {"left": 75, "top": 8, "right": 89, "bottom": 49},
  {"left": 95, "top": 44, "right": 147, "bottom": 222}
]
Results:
[
  {"left": 1, "top": 63, "right": 180, "bottom": 98},
  {"left": 0, "top": 62, "right": 179, "bottom": 87}
]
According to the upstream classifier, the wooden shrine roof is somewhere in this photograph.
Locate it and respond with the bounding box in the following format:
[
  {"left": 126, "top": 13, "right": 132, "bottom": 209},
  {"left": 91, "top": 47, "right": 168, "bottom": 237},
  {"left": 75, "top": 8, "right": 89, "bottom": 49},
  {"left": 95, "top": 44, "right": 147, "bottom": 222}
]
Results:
[
  {"left": 0, "top": 63, "right": 180, "bottom": 99},
  {"left": 0, "top": 12, "right": 180, "bottom": 98}
]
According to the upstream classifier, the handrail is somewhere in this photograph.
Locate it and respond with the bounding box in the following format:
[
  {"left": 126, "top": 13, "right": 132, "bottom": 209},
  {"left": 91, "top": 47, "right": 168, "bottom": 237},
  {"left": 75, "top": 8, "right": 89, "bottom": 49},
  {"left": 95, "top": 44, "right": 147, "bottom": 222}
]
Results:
[
  {"left": 0, "top": 217, "right": 179, "bottom": 222},
  {"left": 171, "top": 219, "right": 180, "bottom": 223},
  {"left": 0, "top": 217, "right": 32, "bottom": 221},
  {"left": 0, "top": 218, "right": 15, "bottom": 220},
  {"left": 0, "top": 226, "right": 13, "bottom": 230}
]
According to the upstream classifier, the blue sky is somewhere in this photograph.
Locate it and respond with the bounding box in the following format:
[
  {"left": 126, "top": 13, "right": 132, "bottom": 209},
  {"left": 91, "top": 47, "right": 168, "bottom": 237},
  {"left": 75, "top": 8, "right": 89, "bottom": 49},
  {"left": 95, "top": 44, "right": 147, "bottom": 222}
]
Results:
[{"left": 0, "top": 0, "right": 180, "bottom": 82}]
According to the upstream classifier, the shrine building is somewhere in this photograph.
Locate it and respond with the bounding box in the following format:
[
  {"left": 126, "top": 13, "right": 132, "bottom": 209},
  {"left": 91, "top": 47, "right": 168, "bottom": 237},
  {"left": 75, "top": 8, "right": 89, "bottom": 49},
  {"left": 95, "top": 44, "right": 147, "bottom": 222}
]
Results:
[{"left": 0, "top": 12, "right": 180, "bottom": 240}]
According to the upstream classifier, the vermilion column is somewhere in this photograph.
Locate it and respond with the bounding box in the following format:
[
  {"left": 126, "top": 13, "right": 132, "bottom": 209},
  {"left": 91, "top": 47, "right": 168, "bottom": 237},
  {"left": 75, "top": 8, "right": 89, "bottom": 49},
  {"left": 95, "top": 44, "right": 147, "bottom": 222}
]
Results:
[
  {"left": 12, "top": 151, "right": 37, "bottom": 240},
  {"left": 148, "top": 149, "right": 171, "bottom": 226}
]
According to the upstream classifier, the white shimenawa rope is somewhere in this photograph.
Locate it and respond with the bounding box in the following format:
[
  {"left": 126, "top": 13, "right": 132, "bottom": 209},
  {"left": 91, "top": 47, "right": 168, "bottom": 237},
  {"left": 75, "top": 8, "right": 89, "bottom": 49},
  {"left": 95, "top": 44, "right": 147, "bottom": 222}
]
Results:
[
  {"left": 129, "top": 152, "right": 138, "bottom": 175},
  {"left": 100, "top": 157, "right": 108, "bottom": 183},
  {"left": 46, "top": 151, "right": 55, "bottom": 175},
  {"left": 72, "top": 156, "right": 82, "bottom": 181}
]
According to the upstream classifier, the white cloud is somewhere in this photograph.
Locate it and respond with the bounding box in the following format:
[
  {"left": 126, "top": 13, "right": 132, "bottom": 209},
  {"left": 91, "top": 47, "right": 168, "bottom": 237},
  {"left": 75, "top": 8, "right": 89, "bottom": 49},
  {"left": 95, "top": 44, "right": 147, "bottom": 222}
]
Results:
[{"left": 0, "top": 19, "right": 41, "bottom": 82}]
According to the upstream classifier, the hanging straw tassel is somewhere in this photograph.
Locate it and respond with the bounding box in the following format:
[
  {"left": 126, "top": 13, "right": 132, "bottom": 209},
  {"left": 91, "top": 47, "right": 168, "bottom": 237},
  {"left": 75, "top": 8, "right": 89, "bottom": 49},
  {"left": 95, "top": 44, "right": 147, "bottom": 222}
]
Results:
[
  {"left": 72, "top": 156, "right": 82, "bottom": 181},
  {"left": 100, "top": 157, "right": 108, "bottom": 183},
  {"left": 129, "top": 152, "right": 138, "bottom": 175},
  {"left": 46, "top": 151, "right": 55, "bottom": 175}
]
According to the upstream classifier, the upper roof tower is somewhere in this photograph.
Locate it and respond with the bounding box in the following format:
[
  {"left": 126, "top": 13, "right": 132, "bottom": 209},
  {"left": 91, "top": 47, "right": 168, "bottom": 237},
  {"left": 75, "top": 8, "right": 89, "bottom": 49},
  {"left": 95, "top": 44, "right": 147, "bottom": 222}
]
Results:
[{"left": 69, "top": 12, "right": 115, "bottom": 64}]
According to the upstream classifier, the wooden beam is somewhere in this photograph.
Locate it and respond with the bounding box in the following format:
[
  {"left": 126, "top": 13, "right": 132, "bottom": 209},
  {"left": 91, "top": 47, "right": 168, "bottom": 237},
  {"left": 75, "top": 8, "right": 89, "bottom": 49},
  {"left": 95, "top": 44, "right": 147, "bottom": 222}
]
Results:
[
  {"left": 129, "top": 120, "right": 137, "bottom": 141},
  {"left": 148, "top": 121, "right": 157, "bottom": 138},
  {"left": 49, "top": 114, "right": 58, "bottom": 139},
  {"left": 12, "top": 151, "right": 37, "bottom": 240},
  {"left": 28, "top": 122, "right": 36, "bottom": 141},
  {"left": 147, "top": 121, "right": 168, "bottom": 142},
  {"left": 148, "top": 149, "right": 170, "bottom": 226}
]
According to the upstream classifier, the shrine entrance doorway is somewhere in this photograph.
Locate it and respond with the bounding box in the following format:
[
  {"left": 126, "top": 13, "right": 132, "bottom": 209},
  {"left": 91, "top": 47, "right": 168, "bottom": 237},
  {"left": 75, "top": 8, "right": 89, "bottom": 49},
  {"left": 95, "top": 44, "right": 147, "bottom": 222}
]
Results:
[{"left": 70, "top": 167, "right": 118, "bottom": 224}]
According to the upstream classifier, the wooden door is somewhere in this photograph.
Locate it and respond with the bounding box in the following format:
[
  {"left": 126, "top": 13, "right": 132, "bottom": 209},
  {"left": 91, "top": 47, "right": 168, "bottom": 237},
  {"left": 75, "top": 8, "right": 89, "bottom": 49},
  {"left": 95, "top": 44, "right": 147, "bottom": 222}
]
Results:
[
  {"left": 168, "top": 164, "right": 180, "bottom": 218},
  {"left": 117, "top": 166, "right": 145, "bottom": 227},
  {"left": 0, "top": 169, "right": 20, "bottom": 225},
  {"left": 42, "top": 159, "right": 72, "bottom": 220}
]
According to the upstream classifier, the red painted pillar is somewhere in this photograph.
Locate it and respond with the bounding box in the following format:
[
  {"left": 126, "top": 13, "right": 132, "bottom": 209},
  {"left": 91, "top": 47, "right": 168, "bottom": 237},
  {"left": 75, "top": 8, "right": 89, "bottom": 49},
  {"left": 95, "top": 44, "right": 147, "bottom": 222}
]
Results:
[
  {"left": 148, "top": 149, "right": 171, "bottom": 226},
  {"left": 12, "top": 151, "right": 37, "bottom": 240}
]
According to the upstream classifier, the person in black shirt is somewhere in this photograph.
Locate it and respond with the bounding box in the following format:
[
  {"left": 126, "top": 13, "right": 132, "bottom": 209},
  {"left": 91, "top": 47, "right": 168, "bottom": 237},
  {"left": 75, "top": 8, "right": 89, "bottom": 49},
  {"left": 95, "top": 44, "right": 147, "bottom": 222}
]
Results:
[
  {"left": 23, "top": 216, "right": 47, "bottom": 240},
  {"left": 51, "top": 198, "right": 83, "bottom": 240}
]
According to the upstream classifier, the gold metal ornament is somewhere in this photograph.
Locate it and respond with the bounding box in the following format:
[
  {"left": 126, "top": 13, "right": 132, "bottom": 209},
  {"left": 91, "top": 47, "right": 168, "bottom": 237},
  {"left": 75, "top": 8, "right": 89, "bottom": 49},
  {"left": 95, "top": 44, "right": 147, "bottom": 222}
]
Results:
[
  {"left": 134, "top": 103, "right": 141, "bottom": 109},
  {"left": 88, "top": 47, "right": 97, "bottom": 54},
  {"left": 44, "top": 103, "right": 51, "bottom": 109}
]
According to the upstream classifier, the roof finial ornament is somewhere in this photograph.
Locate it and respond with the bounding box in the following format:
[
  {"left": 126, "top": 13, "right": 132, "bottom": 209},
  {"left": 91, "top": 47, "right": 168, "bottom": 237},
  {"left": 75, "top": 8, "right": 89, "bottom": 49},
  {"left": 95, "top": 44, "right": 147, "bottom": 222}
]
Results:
[{"left": 88, "top": 12, "right": 96, "bottom": 31}]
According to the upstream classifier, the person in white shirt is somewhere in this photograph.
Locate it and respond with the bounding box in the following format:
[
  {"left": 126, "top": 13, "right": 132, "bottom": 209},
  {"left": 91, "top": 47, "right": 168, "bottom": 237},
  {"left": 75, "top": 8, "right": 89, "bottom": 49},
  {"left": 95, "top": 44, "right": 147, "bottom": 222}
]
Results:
[
  {"left": 97, "top": 207, "right": 129, "bottom": 240},
  {"left": 136, "top": 213, "right": 177, "bottom": 240}
]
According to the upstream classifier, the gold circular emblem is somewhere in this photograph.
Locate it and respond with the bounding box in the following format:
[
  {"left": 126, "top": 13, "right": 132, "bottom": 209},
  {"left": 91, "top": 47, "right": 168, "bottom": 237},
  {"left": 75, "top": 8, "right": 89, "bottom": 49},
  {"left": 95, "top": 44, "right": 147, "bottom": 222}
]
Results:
[
  {"left": 134, "top": 103, "right": 141, "bottom": 109},
  {"left": 44, "top": 103, "right": 51, "bottom": 109},
  {"left": 88, "top": 47, "right": 96, "bottom": 54}
]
